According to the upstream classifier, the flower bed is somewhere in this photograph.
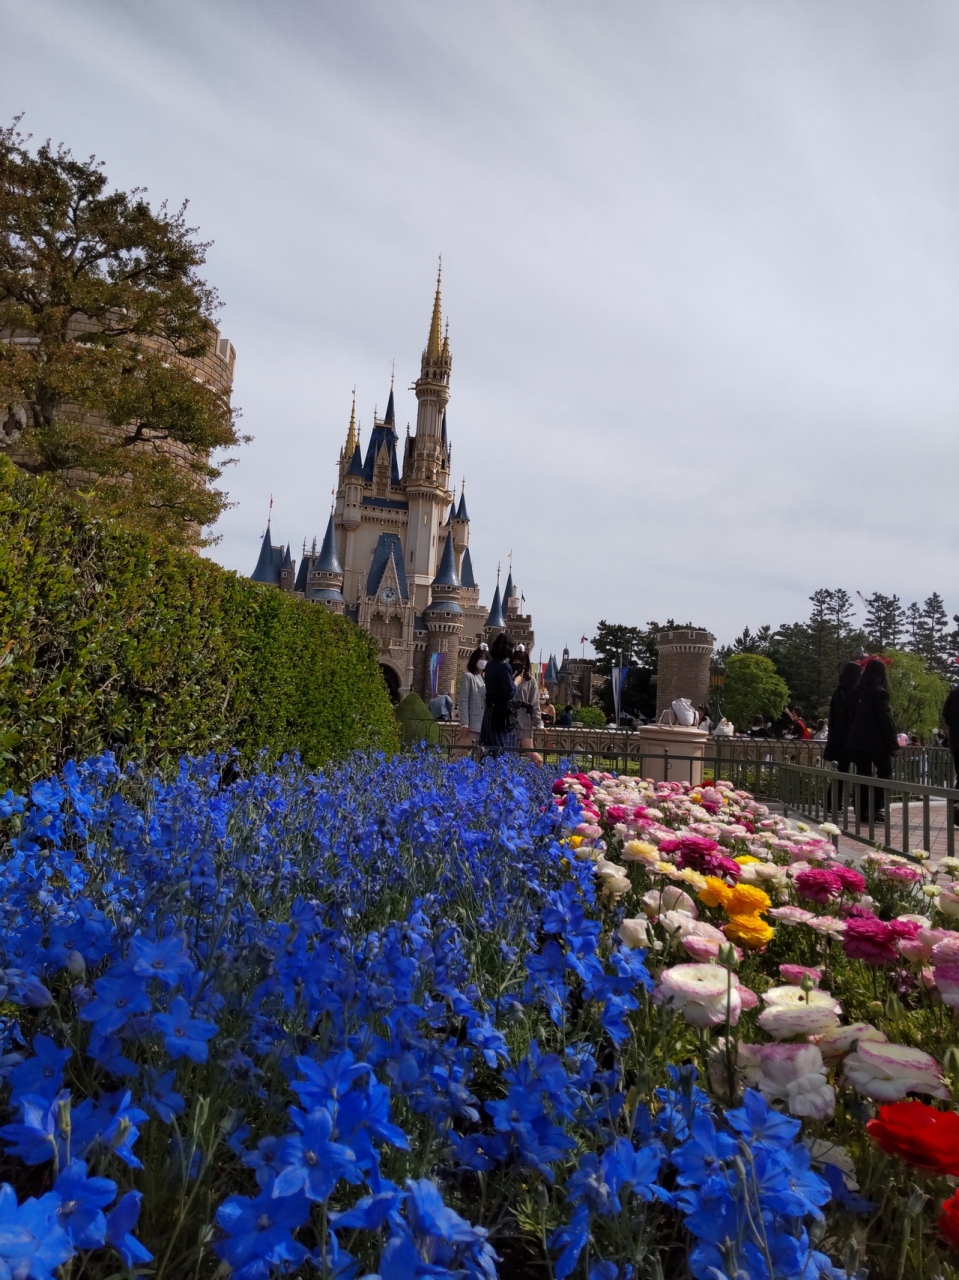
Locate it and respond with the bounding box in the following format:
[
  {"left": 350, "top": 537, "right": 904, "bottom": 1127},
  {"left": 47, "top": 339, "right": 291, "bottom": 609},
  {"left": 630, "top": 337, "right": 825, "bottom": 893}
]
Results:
[{"left": 0, "top": 756, "right": 957, "bottom": 1277}]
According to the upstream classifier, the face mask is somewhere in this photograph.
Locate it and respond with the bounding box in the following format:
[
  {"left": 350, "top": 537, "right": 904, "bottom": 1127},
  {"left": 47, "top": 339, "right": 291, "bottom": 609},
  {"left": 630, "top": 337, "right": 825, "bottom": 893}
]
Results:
[{"left": 476, "top": 659, "right": 487, "bottom": 671}]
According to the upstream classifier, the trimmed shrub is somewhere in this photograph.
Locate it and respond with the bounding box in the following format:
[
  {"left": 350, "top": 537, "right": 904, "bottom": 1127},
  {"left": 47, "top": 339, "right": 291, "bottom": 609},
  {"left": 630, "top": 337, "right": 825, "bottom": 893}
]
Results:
[
  {"left": 395, "top": 691, "right": 439, "bottom": 746},
  {"left": 0, "top": 459, "right": 397, "bottom": 786}
]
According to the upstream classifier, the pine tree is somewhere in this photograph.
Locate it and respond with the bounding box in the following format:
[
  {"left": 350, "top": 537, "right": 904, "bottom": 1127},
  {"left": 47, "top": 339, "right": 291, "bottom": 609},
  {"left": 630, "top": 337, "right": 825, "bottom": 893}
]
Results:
[
  {"left": 864, "top": 593, "right": 905, "bottom": 650},
  {"left": 919, "top": 593, "right": 951, "bottom": 675}
]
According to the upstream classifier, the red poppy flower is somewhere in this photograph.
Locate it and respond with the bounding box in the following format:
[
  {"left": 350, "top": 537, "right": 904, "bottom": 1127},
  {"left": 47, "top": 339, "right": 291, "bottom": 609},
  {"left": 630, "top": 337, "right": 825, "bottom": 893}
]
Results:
[
  {"left": 940, "top": 1191, "right": 959, "bottom": 1250},
  {"left": 867, "top": 1100, "right": 959, "bottom": 1176}
]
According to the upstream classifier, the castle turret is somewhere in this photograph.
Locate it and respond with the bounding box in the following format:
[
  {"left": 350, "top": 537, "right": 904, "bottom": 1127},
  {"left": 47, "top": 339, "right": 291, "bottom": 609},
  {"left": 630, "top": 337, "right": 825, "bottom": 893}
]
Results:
[
  {"left": 425, "top": 534, "right": 463, "bottom": 699},
  {"left": 484, "top": 577, "right": 506, "bottom": 643},
  {"left": 279, "top": 544, "right": 295, "bottom": 593},
  {"left": 251, "top": 517, "right": 284, "bottom": 586},
  {"left": 307, "top": 513, "right": 346, "bottom": 613},
  {"left": 406, "top": 263, "right": 453, "bottom": 610}
]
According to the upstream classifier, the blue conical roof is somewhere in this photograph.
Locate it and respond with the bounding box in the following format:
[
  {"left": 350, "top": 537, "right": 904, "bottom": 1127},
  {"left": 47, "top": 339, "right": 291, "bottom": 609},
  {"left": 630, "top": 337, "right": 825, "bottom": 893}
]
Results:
[
  {"left": 456, "top": 490, "right": 469, "bottom": 521},
  {"left": 432, "top": 535, "right": 460, "bottom": 588},
  {"left": 460, "top": 546, "right": 476, "bottom": 589},
  {"left": 346, "top": 443, "right": 364, "bottom": 477},
  {"left": 486, "top": 582, "right": 505, "bottom": 628},
  {"left": 545, "top": 654, "right": 559, "bottom": 683},
  {"left": 316, "top": 513, "right": 342, "bottom": 575},
  {"left": 503, "top": 571, "right": 514, "bottom": 603},
  {"left": 383, "top": 386, "right": 395, "bottom": 425},
  {"left": 280, "top": 544, "right": 293, "bottom": 572},
  {"left": 251, "top": 522, "right": 281, "bottom": 584}
]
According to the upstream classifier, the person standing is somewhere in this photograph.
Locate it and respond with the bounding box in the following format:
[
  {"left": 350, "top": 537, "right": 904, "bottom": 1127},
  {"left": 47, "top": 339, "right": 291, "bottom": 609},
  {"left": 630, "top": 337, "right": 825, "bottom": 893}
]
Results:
[
  {"left": 511, "top": 648, "right": 544, "bottom": 766},
  {"left": 847, "top": 658, "right": 898, "bottom": 820},
  {"left": 456, "top": 648, "right": 487, "bottom": 753},
  {"left": 481, "top": 633, "right": 518, "bottom": 752},
  {"left": 942, "top": 678, "right": 959, "bottom": 819},
  {"left": 824, "top": 661, "right": 861, "bottom": 811}
]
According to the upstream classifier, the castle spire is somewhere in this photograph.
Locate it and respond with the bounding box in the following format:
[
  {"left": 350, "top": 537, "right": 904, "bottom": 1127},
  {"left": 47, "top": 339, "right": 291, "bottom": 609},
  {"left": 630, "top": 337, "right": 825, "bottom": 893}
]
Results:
[
  {"left": 344, "top": 390, "right": 357, "bottom": 457},
  {"left": 425, "top": 258, "right": 443, "bottom": 362}
]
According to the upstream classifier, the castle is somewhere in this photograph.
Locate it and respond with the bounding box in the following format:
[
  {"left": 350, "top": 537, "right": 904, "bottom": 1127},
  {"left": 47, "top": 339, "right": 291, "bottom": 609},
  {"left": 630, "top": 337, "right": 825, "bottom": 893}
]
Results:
[{"left": 251, "top": 269, "right": 534, "bottom": 703}]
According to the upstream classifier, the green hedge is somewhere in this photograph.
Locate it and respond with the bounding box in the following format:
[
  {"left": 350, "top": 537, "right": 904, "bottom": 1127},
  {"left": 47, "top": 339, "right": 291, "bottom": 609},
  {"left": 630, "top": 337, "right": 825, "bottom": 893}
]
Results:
[{"left": 0, "top": 459, "right": 398, "bottom": 787}]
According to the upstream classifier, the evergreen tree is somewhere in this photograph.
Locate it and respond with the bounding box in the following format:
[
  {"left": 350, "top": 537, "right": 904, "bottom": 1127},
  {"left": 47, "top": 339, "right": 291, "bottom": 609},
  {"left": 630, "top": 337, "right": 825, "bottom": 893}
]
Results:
[
  {"left": 731, "top": 625, "right": 773, "bottom": 655},
  {"left": 0, "top": 119, "right": 244, "bottom": 543},
  {"left": 864, "top": 592, "right": 905, "bottom": 650},
  {"left": 916, "top": 593, "right": 952, "bottom": 675}
]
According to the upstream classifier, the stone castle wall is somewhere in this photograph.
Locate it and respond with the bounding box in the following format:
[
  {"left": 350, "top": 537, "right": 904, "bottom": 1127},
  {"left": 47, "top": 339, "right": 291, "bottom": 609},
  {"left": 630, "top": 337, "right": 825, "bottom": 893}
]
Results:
[{"left": 655, "top": 628, "right": 715, "bottom": 717}]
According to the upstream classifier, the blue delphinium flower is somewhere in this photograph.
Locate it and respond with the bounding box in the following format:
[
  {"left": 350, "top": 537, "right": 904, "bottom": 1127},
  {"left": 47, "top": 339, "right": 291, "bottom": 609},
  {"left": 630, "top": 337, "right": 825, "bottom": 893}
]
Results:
[
  {"left": 105, "top": 1190, "right": 153, "bottom": 1268},
  {"left": 215, "top": 1188, "right": 310, "bottom": 1279},
  {"left": 129, "top": 934, "right": 194, "bottom": 986},
  {"left": 271, "top": 1106, "right": 361, "bottom": 1201},
  {"left": 153, "top": 996, "right": 217, "bottom": 1062},
  {"left": 79, "top": 970, "right": 151, "bottom": 1036},
  {"left": 52, "top": 1159, "right": 117, "bottom": 1247},
  {"left": 7, "top": 1035, "right": 71, "bottom": 1106},
  {"left": 0, "top": 1091, "right": 68, "bottom": 1166},
  {"left": 0, "top": 1182, "right": 74, "bottom": 1279}
]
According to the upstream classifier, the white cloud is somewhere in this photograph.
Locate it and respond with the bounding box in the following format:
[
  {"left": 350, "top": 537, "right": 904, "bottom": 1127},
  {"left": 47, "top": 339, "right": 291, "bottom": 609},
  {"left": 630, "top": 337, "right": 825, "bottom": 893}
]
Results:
[{"left": 3, "top": 0, "right": 958, "bottom": 656}]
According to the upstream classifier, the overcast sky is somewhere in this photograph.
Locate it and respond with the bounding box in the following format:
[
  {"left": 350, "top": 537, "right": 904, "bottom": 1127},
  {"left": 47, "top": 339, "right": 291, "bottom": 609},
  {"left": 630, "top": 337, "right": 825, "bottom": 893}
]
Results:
[{"left": 4, "top": 1, "right": 958, "bottom": 659}]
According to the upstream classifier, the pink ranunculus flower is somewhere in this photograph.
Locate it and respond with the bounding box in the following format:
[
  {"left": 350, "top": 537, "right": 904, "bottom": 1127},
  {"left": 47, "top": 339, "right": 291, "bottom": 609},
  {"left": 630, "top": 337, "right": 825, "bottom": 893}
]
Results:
[
  {"left": 806, "top": 916, "right": 847, "bottom": 938},
  {"left": 931, "top": 935, "right": 959, "bottom": 1007},
  {"left": 682, "top": 921, "right": 741, "bottom": 963},
  {"left": 605, "top": 805, "right": 628, "bottom": 823},
  {"left": 816, "top": 1021, "right": 887, "bottom": 1065},
  {"left": 898, "top": 927, "right": 949, "bottom": 964},
  {"left": 795, "top": 868, "right": 843, "bottom": 904},
  {"left": 938, "top": 889, "right": 959, "bottom": 919},
  {"left": 618, "top": 917, "right": 651, "bottom": 949},
  {"left": 843, "top": 1039, "right": 949, "bottom": 1102},
  {"left": 768, "top": 906, "right": 817, "bottom": 927},
  {"left": 754, "top": 1043, "right": 835, "bottom": 1119},
  {"left": 843, "top": 915, "right": 918, "bottom": 966},
  {"left": 880, "top": 863, "right": 923, "bottom": 884},
  {"left": 654, "top": 962, "right": 743, "bottom": 1028},
  {"left": 779, "top": 964, "right": 822, "bottom": 987},
  {"left": 830, "top": 864, "right": 867, "bottom": 895}
]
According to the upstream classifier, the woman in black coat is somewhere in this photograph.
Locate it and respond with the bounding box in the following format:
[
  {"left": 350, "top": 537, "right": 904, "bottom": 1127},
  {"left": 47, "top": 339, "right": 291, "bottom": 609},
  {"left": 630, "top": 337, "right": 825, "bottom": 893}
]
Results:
[
  {"left": 480, "top": 632, "right": 518, "bottom": 753},
  {"left": 824, "top": 662, "right": 861, "bottom": 809},
  {"left": 847, "top": 658, "right": 899, "bottom": 820}
]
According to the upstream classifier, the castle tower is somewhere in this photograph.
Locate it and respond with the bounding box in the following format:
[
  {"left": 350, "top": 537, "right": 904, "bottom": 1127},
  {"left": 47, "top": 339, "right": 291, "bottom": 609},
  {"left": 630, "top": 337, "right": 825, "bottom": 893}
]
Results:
[
  {"left": 307, "top": 512, "right": 346, "bottom": 613},
  {"left": 484, "top": 575, "right": 506, "bottom": 645},
  {"left": 424, "top": 534, "right": 463, "bottom": 699},
  {"left": 279, "top": 544, "right": 295, "bottom": 593},
  {"left": 406, "top": 264, "right": 453, "bottom": 611},
  {"left": 655, "top": 628, "right": 716, "bottom": 717},
  {"left": 251, "top": 515, "right": 285, "bottom": 586}
]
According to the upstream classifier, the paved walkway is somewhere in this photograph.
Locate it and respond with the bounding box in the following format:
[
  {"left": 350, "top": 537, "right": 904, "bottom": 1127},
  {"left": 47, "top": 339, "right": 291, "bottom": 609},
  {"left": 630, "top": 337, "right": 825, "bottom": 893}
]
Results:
[{"left": 769, "top": 799, "right": 957, "bottom": 868}]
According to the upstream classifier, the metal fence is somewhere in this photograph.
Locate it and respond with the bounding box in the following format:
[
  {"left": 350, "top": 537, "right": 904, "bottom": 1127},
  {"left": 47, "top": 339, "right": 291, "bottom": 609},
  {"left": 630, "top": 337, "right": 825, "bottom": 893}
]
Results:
[{"left": 401, "top": 719, "right": 958, "bottom": 857}]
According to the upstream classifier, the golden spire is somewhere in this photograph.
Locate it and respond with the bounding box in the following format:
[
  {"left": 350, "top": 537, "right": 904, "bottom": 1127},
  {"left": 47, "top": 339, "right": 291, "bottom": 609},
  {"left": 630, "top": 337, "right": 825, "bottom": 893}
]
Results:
[
  {"left": 440, "top": 317, "right": 450, "bottom": 364},
  {"left": 345, "top": 389, "right": 357, "bottom": 457},
  {"left": 425, "top": 258, "right": 443, "bottom": 362}
]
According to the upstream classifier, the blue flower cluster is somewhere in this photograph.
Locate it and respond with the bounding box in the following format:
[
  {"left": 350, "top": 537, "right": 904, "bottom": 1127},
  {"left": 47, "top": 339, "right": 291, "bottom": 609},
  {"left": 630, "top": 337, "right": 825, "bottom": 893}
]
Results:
[{"left": 0, "top": 750, "right": 843, "bottom": 1279}]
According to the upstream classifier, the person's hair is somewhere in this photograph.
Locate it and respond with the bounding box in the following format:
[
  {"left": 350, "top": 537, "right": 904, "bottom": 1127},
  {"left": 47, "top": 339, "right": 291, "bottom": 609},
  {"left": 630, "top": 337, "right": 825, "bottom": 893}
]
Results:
[
  {"left": 838, "top": 661, "right": 861, "bottom": 691},
  {"left": 860, "top": 657, "right": 889, "bottom": 692},
  {"left": 793, "top": 707, "right": 804, "bottom": 718},
  {"left": 511, "top": 650, "right": 531, "bottom": 679},
  {"left": 466, "top": 648, "right": 486, "bottom": 674},
  {"left": 814, "top": 719, "right": 825, "bottom": 732},
  {"left": 490, "top": 632, "right": 515, "bottom": 662},
  {"left": 752, "top": 715, "right": 763, "bottom": 726},
  {"left": 564, "top": 704, "right": 573, "bottom": 712}
]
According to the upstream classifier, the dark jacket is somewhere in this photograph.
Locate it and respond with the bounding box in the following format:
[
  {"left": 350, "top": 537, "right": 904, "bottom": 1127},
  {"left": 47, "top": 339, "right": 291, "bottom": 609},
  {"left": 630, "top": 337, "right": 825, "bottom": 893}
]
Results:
[
  {"left": 943, "top": 687, "right": 959, "bottom": 744},
  {"left": 825, "top": 685, "right": 860, "bottom": 763},
  {"left": 847, "top": 687, "right": 898, "bottom": 759},
  {"left": 483, "top": 659, "right": 517, "bottom": 734}
]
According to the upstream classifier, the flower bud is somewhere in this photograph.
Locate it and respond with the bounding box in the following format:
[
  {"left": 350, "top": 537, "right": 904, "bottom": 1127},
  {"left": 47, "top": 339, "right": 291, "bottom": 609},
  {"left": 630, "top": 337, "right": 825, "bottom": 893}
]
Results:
[
  {"left": 110, "top": 1118, "right": 132, "bottom": 1152},
  {"left": 718, "top": 942, "right": 739, "bottom": 971},
  {"left": 906, "top": 1187, "right": 928, "bottom": 1216},
  {"left": 65, "top": 950, "right": 85, "bottom": 978},
  {"left": 535, "top": 1184, "right": 549, "bottom": 1211},
  {"left": 942, "top": 1046, "right": 959, "bottom": 1079},
  {"left": 800, "top": 974, "right": 815, "bottom": 998},
  {"left": 884, "top": 993, "right": 904, "bottom": 1021}
]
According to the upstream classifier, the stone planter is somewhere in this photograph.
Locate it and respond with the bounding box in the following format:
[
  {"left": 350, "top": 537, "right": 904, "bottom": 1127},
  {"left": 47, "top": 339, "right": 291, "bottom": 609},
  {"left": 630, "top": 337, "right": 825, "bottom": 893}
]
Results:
[{"left": 636, "top": 724, "right": 709, "bottom": 785}]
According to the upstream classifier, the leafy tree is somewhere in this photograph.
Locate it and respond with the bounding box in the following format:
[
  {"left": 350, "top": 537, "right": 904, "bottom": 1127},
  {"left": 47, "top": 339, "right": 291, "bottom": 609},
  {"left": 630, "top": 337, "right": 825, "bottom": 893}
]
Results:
[
  {"left": 864, "top": 592, "right": 905, "bottom": 650},
  {"left": 572, "top": 705, "right": 606, "bottom": 728},
  {"left": 722, "top": 654, "right": 789, "bottom": 731},
  {"left": 0, "top": 119, "right": 244, "bottom": 543},
  {"left": 884, "top": 650, "right": 949, "bottom": 741}
]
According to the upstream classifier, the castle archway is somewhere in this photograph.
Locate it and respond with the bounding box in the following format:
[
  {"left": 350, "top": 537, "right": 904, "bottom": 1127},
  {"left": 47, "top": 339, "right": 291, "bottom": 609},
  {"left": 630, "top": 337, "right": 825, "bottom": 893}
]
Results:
[{"left": 379, "top": 663, "right": 401, "bottom": 705}]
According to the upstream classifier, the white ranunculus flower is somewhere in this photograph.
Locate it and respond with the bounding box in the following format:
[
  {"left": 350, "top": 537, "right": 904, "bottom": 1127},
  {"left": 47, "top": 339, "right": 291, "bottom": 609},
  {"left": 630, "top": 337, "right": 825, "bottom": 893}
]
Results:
[
  {"left": 754, "top": 1043, "right": 836, "bottom": 1120},
  {"left": 641, "top": 886, "right": 697, "bottom": 918},
  {"left": 757, "top": 986, "right": 842, "bottom": 1040},
  {"left": 655, "top": 963, "right": 742, "bottom": 1029},
  {"left": 618, "top": 917, "right": 651, "bottom": 949},
  {"left": 816, "top": 1022, "right": 887, "bottom": 1064},
  {"left": 843, "top": 1039, "right": 948, "bottom": 1101}
]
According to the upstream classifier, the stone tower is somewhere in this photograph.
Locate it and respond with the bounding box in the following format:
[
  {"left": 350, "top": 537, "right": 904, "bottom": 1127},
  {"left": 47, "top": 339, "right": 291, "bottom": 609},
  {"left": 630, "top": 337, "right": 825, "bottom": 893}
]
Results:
[
  {"left": 655, "top": 628, "right": 716, "bottom": 717},
  {"left": 424, "top": 535, "right": 463, "bottom": 698}
]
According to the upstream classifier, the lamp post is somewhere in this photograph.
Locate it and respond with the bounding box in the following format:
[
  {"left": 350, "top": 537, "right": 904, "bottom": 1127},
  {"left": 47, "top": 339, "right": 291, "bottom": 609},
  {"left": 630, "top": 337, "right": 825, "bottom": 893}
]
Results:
[{"left": 710, "top": 655, "right": 726, "bottom": 724}]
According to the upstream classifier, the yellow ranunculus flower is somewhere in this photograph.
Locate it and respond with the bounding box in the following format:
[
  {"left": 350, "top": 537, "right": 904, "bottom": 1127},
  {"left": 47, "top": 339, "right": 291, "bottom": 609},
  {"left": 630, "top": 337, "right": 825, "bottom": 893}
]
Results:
[
  {"left": 566, "top": 836, "right": 584, "bottom": 849},
  {"left": 622, "top": 839, "right": 660, "bottom": 864},
  {"left": 724, "top": 913, "right": 775, "bottom": 949},
  {"left": 726, "top": 883, "right": 772, "bottom": 917},
  {"left": 734, "top": 854, "right": 761, "bottom": 865},
  {"left": 698, "top": 876, "right": 733, "bottom": 909},
  {"left": 673, "top": 867, "right": 708, "bottom": 892}
]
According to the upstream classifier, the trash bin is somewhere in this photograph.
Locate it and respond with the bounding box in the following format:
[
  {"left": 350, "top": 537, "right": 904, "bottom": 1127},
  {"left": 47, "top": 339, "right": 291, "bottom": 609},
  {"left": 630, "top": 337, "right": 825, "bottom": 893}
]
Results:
[{"left": 636, "top": 724, "right": 709, "bottom": 785}]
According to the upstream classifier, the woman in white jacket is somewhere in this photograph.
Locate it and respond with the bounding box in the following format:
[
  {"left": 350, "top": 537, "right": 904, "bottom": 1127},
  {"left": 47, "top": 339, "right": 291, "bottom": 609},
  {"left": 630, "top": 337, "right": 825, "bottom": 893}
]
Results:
[
  {"left": 511, "top": 648, "right": 544, "bottom": 766},
  {"left": 456, "top": 648, "right": 487, "bottom": 751}
]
